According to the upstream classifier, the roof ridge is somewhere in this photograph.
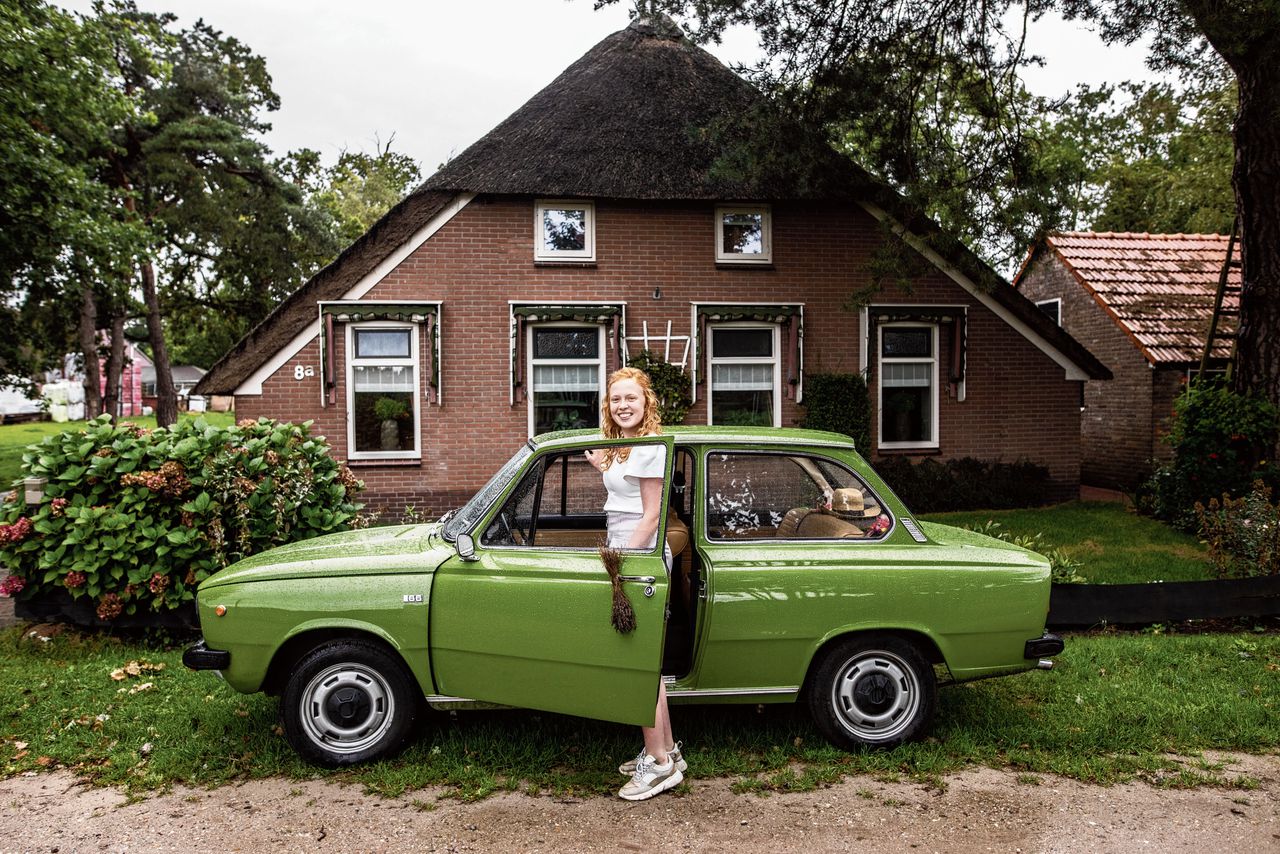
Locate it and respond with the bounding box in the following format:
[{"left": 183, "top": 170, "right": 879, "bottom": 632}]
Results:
[{"left": 1050, "top": 230, "right": 1231, "bottom": 241}]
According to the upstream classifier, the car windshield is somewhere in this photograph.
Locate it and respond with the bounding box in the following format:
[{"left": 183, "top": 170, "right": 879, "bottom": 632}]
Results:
[{"left": 442, "top": 444, "right": 534, "bottom": 541}]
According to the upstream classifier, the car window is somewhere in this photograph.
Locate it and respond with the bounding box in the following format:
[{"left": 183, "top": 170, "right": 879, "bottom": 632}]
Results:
[
  {"left": 481, "top": 444, "right": 666, "bottom": 550},
  {"left": 443, "top": 444, "right": 532, "bottom": 540},
  {"left": 705, "top": 452, "right": 891, "bottom": 541}
]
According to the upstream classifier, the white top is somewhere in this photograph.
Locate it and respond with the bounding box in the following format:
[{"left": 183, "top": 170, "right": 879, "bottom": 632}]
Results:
[{"left": 602, "top": 444, "right": 667, "bottom": 514}]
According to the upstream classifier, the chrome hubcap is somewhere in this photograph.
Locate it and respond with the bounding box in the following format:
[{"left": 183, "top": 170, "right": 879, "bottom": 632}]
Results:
[
  {"left": 300, "top": 663, "right": 395, "bottom": 755},
  {"left": 831, "top": 650, "right": 920, "bottom": 742}
]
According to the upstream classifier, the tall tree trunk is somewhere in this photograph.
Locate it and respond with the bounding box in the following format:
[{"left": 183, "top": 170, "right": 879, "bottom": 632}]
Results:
[
  {"left": 78, "top": 286, "right": 102, "bottom": 420},
  {"left": 1182, "top": 3, "right": 1280, "bottom": 410},
  {"left": 1227, "top": 42, "right": 1280, "bottom": 409},
  {"left": 139, "top": 258, "right": 177, "bottom": 426},
  {"left": 102, "top": 307, "right": 126, "bottom": 421}
]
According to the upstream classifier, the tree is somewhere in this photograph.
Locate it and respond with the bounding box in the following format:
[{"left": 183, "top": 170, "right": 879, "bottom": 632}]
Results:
[
  {"left": 302, "top": 139, "right": 423, "bottom": 246},
  {"left": 93, "top": 2, "right": 307, "bottom": 423},
  {"left": 610, "top": 1, "right": 1280, "bottom": 408},
  {"left": 0, "top": 0, "right": 141, "bottom": 385},
  {"left": 1083, "top": 74, "right": 1234, "bottom": 234}
]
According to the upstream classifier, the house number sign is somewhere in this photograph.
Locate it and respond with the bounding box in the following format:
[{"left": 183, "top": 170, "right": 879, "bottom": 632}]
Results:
[{"left": 293, "top": 365, "right": 316, "bottom": 380}]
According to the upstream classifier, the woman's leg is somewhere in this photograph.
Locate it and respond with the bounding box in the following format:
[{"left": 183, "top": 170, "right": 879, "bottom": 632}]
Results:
[{"left": 641, "top": 682, "right": 673, "bottom": 763}]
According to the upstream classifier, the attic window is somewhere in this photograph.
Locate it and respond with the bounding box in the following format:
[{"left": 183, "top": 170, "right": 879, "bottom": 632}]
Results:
[
  {"left": 715, "top": 205, "right": 771, "bottom": 264},
  {"left": 535, "top": 200, "right": 595, "bottom": 262},
  {"left": 1035, "top": 298, "right": 1062, "bottom": 326}
]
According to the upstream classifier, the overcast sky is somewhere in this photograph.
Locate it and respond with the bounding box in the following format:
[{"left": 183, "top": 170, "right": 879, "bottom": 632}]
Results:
[{"left": 57, "top": 1, "right": 1158, "bottom": 175}]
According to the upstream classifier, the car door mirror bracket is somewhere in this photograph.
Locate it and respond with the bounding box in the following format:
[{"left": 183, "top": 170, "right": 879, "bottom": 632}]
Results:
[{"left": 456, "top": 533, "right": 479, "bottom": 562}]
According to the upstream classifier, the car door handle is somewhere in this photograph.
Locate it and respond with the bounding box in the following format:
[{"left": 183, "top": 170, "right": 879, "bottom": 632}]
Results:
[{"left": 618, "top": 575, "right": 656, "bottom": 584}]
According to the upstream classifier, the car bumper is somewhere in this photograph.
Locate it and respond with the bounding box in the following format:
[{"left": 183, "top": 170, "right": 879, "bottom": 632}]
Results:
[
  {"left": 1024, "top": 632, "right": 1064, "bottom": 659},
  {"left": 183, "top": 639, "right": 231, "bottom": 671}
]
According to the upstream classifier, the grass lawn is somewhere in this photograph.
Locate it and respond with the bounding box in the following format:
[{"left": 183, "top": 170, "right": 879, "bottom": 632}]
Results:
[
  {"left": 923, "top": 501, "right": 1214, "bottom": 584},
  {"left": 0, "top": 412, "right": 235, "bottom": 489},
  {"left": 0, "top": 625, "right": 1275, "bottom": 799}
]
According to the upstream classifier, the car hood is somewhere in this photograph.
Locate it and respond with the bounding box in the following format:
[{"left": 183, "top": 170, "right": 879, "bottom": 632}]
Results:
[
  {"left": 199, "top": 524, "right": 453, "bottom": 589},
  {"left": 916, "top": 520, "right": 1050, "bottom": 566}
]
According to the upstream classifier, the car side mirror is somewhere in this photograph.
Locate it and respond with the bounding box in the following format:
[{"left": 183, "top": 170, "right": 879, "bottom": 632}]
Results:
[{"left": 456, "top": 532, "right": 479, "bottom": 562}]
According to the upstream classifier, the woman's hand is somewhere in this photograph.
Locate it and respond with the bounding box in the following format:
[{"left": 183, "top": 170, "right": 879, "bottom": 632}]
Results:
[{"left": 584, "top": 448, "right": 605, "bottom": 471}]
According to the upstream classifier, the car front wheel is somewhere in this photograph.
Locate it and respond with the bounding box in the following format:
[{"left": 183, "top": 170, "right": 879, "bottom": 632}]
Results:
[
  {"left": 807, "top": 635, "right": 937, "bottom": 750},
  {"left": 281, "top": 639, "right": 419, "bottom": 766}
]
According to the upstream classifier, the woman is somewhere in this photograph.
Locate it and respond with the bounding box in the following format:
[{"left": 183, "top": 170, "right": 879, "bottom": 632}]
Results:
[{"left": 584, "top": 366, "right": 686, "bottom": 801}]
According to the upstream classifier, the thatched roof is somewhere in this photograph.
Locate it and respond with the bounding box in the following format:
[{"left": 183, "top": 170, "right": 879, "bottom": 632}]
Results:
[
  {"left": 422, "top": 15, "right": 864, "bottom": 201},
  {"left": 197, "top": 14, "right": 1107, "bottom": 395}
]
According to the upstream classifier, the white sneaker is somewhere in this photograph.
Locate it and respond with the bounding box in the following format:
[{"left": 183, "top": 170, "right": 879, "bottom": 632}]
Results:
[
  {"left": 618, "top": 754, "right": 683, "bottom": 801},
  {"left": 619, "top": 742, "right": 686, "bottom": 776}
]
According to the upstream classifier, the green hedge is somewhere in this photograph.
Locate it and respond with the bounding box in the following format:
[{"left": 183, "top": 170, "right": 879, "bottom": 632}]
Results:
[
  {"left": 872, "top": 456, "right": 1053, "bottom": 513},
  {"left": 799, "top": 373, "right": 871, "bottom": 452},
  {"left": 0, "top": 416, "right": 361, "bottom": 619}
]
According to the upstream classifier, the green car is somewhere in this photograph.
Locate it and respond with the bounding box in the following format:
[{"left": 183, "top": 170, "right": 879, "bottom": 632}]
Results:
[{"left": 184, "top": 427, "right": 1062, "bottom": 766}]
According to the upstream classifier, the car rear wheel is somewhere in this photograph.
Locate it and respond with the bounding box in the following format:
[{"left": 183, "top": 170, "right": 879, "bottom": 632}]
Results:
[
  {"left": 807, "top": 635, "right": 937, "bottom": 750},
  {"left": 281, "top": 639, "right": 418, "bottom": 767}
]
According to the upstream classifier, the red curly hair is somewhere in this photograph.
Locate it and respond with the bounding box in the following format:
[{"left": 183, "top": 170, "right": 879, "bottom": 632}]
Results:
[{"left": 599, "top": 366, "right": 662, "bottom": 469}]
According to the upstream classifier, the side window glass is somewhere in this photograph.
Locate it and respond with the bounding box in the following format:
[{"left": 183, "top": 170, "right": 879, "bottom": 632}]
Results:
[
  {"left": 482, "top": 458, "right": 543, "bottom": 546},
  {"left": 535, "top": 453, "right": 608, "bottom": 523},
  {"left": 705, "top": 452, "right": 891, "bottom": 541}
]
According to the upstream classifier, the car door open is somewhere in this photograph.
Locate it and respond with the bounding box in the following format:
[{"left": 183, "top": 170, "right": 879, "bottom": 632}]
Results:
[{"left": 428, "top": 436, "right": 674, "bottom": 726}]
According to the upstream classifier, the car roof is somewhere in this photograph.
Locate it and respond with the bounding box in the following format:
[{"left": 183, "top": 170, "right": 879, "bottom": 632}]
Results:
[{"left": 531, "top": 425, "right": 858, "bottom": 452}]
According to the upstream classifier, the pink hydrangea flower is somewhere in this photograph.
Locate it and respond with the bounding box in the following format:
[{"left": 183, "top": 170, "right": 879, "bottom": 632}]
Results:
[
  {"left": 0, "top": 575, "right": 25, "bottom": 597},
  {"left": 0, "top": 516, "right": 33, "bottom": 545}
]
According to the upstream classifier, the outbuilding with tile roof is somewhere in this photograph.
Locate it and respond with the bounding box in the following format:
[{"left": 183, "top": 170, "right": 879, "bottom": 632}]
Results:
[{"left": 1015, "top": 231, "right": 1236, "bottom": 489}]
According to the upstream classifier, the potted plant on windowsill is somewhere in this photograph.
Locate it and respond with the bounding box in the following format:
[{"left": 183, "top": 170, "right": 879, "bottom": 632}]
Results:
[{"left": 373, "top": 396, "right": 410, "bottom": 451}]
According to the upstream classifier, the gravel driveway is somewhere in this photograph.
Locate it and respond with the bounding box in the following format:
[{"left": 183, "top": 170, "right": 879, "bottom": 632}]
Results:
[{"left": 2, "top": 754, "right": 1276, "bottom": 853}]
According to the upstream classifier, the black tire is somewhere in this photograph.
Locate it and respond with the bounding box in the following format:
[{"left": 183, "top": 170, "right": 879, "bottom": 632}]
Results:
[
  {"left": 281, "top": 639, "right": 419, "bottom": 767},
  {"left": 807, "top": 635, "right": 937, "bottom": 751}
]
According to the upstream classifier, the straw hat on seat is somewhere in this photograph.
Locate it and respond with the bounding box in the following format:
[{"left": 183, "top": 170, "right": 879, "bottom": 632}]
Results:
[{"left": 830, "top": 487, "right": 881, "bottom": 519}]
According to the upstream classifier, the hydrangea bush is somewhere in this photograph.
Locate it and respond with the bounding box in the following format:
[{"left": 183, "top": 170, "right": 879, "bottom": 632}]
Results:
[{"left": 0, "top": 416, "right": 362, "bottom": 620}]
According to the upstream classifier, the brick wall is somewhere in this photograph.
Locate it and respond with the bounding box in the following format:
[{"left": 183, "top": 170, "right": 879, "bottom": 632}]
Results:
[
  {"left": 239, "top": 196, "right": 1085, "bottom": 513},
  {"left": 1018, "top": 250, "right": 1154, "bottom": 489}
]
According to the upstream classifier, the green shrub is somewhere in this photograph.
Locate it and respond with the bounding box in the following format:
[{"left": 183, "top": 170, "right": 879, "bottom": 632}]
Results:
[
  {"left": 799, "top": 373, "right": 871, "bottom": 452},
  {"left": 0, "top": 416, "right": 362, "bottom": 619},
  {"left": 1140, "top": 382, "right": 1279, "bottom": 528},
  {"left": 1194, "top": 480, "right": 1280, "bottom": 578},
  {"left": 624, "top": 350, "right": 692, "bottom": 425},
  {"left": 873, "top": 456, "right": 1053, "bottom": 513},
  {"left": 962, "top": 520, "right": 1086, "bottom": 584}
]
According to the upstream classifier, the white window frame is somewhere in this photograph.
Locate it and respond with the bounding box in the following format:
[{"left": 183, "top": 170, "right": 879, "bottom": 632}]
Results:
[
  {"left": 1035, "top": 298, "right": 1062, "bottom": 326},
  {"left": 527, "top": 322, "right": 607, "bottom": 438},
  {"left": 707, "top": 322, "right": 782, "bottom": 427},
  {"left": 346, "top": 321, "right": 421, "bottom": 461},
  {"left": 714, "top": 205, "right": 772, "bottom": 264},
  {"left": 534, "top": 199, "right": 596, "bottom": 262},
  {"left": 877, "top": 323, "right": 939, "bottom": 451}
]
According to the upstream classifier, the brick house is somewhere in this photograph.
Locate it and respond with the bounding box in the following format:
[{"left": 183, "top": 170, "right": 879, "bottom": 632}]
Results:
[
  {"left": 195, "top": 15, "right": 1108, "bottom": 514},
  {"left": 1014, "top": 231, "right": 1236, "bottom": 490}
]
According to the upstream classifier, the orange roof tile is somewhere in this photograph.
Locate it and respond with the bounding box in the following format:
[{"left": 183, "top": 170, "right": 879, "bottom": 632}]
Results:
[{"left": 1042, "top": 232, "right": 1238, "bottom": 365}]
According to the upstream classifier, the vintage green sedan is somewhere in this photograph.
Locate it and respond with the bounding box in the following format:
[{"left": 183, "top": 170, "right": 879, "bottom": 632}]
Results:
[{"left": 184, "top": 427, "right": 1062, "bottom": 766}]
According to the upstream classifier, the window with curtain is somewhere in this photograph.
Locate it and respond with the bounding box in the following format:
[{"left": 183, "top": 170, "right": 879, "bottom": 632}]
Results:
[
  {"left": 878, "top": 324, "right": 937, "bottom": 449},
  {"left": 529, "top": 325, "right": 604, "bottom": 435},
  {"left": 347, "top": 324, "right": 419, "bottom": 458},
  {"left": 709, "top": 325, "right": 779, "bottom": 426}
]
